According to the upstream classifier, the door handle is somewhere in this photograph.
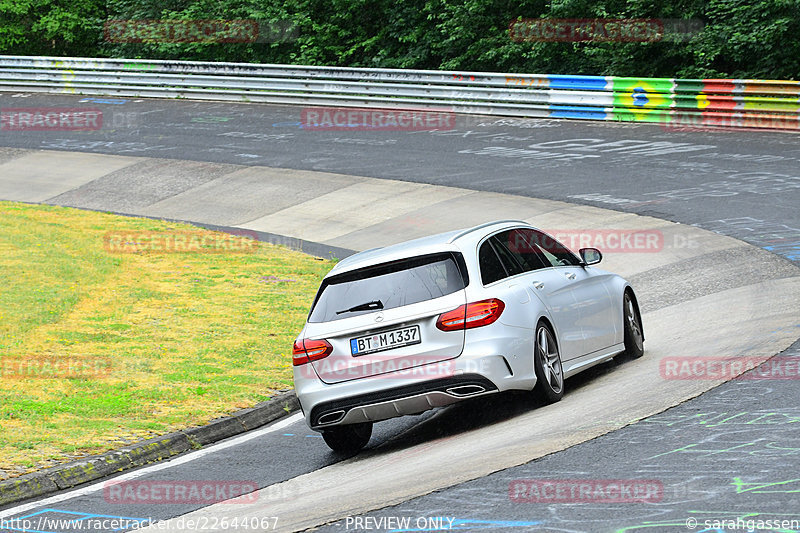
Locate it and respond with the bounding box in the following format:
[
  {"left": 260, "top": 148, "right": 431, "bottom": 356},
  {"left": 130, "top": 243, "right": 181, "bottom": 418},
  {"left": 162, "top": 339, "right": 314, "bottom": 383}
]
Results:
[
  {"left": 565, "top": 272, "right": 576, "bottom": 280},
  {"left": 532, "top": 281, "right": 544, "bottom": 289}
]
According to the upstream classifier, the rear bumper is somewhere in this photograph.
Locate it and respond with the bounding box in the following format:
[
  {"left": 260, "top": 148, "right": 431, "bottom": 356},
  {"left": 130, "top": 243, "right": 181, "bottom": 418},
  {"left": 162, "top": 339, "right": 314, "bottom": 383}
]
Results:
[
  {"left": 295, "top": 354, "right": 528, "bottom": 430},
  {"left": 310, "top": 374, "right": 498, "bottom": 428}
]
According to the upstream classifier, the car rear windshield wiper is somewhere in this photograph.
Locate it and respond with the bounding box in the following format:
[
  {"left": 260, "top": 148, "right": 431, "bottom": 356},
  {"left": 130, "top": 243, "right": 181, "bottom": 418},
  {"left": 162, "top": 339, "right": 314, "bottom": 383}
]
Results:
[{"left": 336, "top": 300, "right": 384, "bottom": 315}]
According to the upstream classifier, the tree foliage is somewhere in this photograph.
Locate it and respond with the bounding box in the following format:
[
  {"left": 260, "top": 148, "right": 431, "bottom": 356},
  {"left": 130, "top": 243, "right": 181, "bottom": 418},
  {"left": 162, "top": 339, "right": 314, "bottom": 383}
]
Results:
[{"left": 0, "top": 0, "right": 797, "bottom": 79}]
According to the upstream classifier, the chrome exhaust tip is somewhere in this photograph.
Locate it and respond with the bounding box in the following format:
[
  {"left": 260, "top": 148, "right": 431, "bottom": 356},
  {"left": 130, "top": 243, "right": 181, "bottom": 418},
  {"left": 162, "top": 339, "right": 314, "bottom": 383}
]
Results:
[
  {"left": 316, "top": 410, "right": 346, "bottom": 425},
  {"left": 445, "top": 384, "right": 486, "bottom": 397}
]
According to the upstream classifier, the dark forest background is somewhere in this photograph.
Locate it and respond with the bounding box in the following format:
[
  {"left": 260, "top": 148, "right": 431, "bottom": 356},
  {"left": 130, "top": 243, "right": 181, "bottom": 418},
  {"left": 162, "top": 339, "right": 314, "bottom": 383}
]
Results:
[{"left": 1, "top": 0, "right": 798, "bottom": 79}]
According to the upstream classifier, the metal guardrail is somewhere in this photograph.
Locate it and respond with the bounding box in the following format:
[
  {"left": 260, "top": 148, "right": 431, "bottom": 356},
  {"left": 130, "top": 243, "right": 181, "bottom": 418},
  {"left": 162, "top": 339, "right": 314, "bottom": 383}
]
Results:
[{"left": 1, "top": 55, "right": 799, "bottom": 130}]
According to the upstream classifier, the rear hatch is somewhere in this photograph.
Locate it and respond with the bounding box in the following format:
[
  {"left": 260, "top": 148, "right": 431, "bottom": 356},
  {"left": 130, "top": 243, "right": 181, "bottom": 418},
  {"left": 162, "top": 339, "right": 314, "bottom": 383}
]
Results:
[{"left": 305, "top": 252, "right": 467, "bottom": 384}]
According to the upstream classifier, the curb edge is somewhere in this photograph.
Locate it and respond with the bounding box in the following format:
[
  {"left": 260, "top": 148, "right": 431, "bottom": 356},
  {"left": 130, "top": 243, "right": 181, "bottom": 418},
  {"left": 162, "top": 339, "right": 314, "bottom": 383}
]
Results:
[{"left": 0, "top": 390, "right": 300, "bottom": 508}]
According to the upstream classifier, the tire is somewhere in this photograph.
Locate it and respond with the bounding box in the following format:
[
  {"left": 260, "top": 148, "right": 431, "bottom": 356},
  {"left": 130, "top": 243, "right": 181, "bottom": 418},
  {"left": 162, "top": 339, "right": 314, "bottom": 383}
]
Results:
[
  {"left": 533, "top": 322, "right": 564, "bottom": 403},
  {"left": 623, "top": 291, "right": 645, "bottom": 359},
  {"left": 321, "top": 422, "right": 373, "bottom": 454}
]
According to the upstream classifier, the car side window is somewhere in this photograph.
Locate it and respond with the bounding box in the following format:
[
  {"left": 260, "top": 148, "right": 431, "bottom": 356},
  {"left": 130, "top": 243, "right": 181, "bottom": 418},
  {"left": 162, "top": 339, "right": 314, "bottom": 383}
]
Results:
[
  {"left": 498, "top": 229, "right": 551, "bottom": 272},
  {"left": 488, "top": 235, "right": 525, "bottom": 277},
  {"left": 478, "top": 239, "right": 508, "bottom": 285},
  {"left": 528, "top": 230, "right": 581, "bottom": 267}
]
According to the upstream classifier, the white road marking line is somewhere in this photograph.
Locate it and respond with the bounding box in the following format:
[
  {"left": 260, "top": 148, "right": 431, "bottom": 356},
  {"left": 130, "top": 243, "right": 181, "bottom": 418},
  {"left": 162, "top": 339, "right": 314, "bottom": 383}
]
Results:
[{"left": 0, "top": 413, "right": 304, "bottom": 518}]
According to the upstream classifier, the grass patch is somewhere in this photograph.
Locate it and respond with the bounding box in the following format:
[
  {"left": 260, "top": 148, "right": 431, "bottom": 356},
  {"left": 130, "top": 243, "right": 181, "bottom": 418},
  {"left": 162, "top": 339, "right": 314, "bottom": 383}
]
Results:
[{"left": 0, "top": 201, "right": 333, "bottom": 475}]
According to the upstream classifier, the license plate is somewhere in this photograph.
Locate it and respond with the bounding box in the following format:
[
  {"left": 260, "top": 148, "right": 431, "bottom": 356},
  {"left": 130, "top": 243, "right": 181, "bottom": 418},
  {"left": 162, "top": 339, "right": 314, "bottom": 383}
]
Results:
[{"left": 350, "top": 325, "right": 421, "bottom": 356}]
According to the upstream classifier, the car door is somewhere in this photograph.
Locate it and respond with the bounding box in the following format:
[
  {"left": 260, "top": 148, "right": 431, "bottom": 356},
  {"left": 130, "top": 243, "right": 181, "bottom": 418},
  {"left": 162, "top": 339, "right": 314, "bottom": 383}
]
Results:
[
  {"left": 489, "top": 229, "right": 586, "bottom": 361},
  {"left": 564, "top": 266, "right": 618, "bottom": 353},
  {"left": 473, "top": 234, "right": 541, "bottom": 379},
  {"left": 529, "top": 229, "right": 617, "bottom": 355}
]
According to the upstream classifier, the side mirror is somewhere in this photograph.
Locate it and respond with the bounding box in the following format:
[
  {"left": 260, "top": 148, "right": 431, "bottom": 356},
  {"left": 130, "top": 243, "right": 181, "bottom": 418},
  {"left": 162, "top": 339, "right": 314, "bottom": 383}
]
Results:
[{"left": 579, "top": 247, "right": 602, "bottom": 266}]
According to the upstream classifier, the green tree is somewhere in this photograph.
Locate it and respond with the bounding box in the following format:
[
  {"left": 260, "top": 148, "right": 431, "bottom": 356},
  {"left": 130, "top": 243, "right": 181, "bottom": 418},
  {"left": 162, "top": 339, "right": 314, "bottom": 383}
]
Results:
[
  {"left": 0, "top": 0, "right": 797, "bottom": 80},
  {"left": 685, "top": 0, "right": 800, "bottom": 78},
  {"left": 0, "top": 0, "right": 105, "bottom": 56}
]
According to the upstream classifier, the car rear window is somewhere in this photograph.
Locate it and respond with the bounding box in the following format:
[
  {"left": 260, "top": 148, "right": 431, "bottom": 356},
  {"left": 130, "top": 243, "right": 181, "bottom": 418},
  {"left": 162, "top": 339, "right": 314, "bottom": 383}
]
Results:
[{"left": 308, "top": 253, "right": 467, "bottom": 323}]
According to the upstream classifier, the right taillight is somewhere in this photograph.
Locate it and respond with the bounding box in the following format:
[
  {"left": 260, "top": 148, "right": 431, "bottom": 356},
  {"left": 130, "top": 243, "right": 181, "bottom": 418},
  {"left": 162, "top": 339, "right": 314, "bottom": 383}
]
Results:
[
  {"left": 292, "top": 338, "right": 333, "bottom": 366},
  {"left": 436, "top": 298, "right": 505, "bottom": 331}
]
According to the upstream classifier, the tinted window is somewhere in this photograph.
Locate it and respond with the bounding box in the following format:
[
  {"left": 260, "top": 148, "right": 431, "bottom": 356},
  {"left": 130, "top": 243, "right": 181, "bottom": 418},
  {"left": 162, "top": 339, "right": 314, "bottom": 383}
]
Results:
[
  {"left": 528, "top": 230, "right": 581, "bottom": 267},
  {"left": 479, "top": 240, "right": 507, "bottom": 285},
  {"left": 309, "top": 253, "right": 466, "bottom": 323},
  {"left": 489, "top": 235, "right": 525, "bottom": 276},
  {"left": 496, "top": 229, "right": 550, "bottom": 272}
]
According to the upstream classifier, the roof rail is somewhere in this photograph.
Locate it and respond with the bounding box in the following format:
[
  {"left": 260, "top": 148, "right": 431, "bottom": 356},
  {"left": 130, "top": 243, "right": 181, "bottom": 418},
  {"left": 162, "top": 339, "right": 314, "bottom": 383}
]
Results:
[{"left": 448, "top": 219, "right": 530, "bottom": 243}]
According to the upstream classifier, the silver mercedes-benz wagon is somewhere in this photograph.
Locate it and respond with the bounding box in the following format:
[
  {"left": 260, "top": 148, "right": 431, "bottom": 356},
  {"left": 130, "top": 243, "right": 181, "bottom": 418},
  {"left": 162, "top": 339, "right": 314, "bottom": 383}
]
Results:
[{"left": 292, "top": 220, "right": 644, "bottom": 453}]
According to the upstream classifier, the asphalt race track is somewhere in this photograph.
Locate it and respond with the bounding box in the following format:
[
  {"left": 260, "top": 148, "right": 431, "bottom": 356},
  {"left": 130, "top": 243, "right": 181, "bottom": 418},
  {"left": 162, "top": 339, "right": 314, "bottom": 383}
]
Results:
[
  {"left": 0, "top": 93, "right": 799, "bottom": 533},
  {"left": 1, "top": 95, "right": 799, "bottom": 263}
]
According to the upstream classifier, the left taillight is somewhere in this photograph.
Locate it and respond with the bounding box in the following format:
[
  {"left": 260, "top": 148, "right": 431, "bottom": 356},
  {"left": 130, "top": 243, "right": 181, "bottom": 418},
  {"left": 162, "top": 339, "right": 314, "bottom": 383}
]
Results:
[
  {"left": 292, "top": 338, "right": 333, "bottom": 366},
  {"left": 436, "top": 298, "right": 505, "bottom": 331}
]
